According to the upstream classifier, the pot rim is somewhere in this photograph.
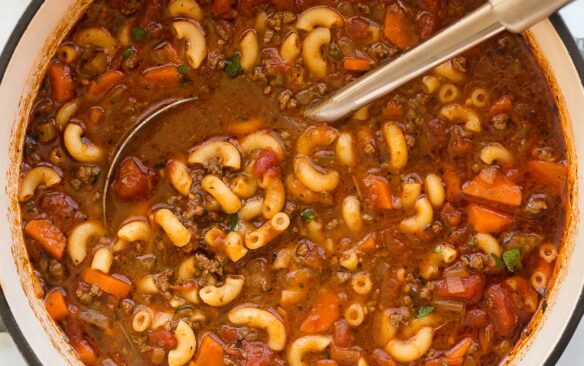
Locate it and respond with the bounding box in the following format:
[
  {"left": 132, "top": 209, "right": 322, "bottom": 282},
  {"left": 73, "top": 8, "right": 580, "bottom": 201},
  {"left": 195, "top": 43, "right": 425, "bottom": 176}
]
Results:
[{"left": 0, "top": 2, "right": 582, "bottom": 366}]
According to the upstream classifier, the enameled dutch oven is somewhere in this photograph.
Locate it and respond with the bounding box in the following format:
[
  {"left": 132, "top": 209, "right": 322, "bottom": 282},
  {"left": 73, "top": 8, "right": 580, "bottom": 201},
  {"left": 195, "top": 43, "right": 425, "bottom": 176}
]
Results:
[{"left": 0, "top": 1, "right": 583, "bottom": 365}]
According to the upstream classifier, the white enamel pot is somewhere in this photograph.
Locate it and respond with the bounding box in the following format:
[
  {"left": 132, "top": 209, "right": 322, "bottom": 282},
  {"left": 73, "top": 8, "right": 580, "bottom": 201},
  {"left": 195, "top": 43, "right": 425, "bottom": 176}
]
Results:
[{"left": 0, "top": 1, "right": 583, "bottom": 365}]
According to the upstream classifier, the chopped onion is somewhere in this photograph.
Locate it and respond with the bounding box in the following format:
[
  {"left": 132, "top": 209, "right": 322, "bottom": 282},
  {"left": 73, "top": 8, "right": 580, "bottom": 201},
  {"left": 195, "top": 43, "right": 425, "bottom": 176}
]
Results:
[{"left": 431, "top": 300, "right": 466, "bottom": 315}]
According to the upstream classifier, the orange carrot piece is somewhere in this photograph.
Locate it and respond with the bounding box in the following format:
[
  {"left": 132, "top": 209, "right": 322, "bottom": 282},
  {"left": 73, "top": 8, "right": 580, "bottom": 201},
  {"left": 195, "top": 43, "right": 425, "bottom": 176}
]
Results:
[
  {"left": 190, "top": 336, "right": 224, "bottom": 366},
  {"left": 45, "top": 288, "right": 69, "bottom": 321},
  {"left": 143, "top": 65, "right": 182, "bottom": 83},
  {"left": 72, "top": 339, "right": 97, "bottom": 366},
  {"left": 363, "top": 175, "right": 393, "bottom": 209},
  {"left": 300, "top": 289, "right": 340, "bottom": 333},
  {"left": 228, "top": 117, "right": 264, "bottom": 135},
  {"left": 385, "top": 100, "right": 404, "bottom": 119},
  {"left": 424, "top": 358, "right": 464, "bottom": 366},
  {"left": 343, "top": 57, "right": 374, "bottom": 71},
  {"left": 87, "top": 70, "right": 125, "bottom": 97},
  {"left": 356, "top": 233, "right": 376, "bottom": 253},
  {"left": 527, "top": 160, "right": 567, "bottom": 194},
  {"left": 316, "top": 361, "right": 339, "bottom": 366},
  {"left": 445, "top": 337, "right": 473, "bottom": 359},
  {"left": 490, "top": 96, "right": 512, "bottom": 114},
  {"left": 462, "top": 170, "right": 522, "bottom": 207},
  {"left": 48, "top": 62, "right": 76, "bottom": 103},
  {"left": 467, "top": 204, "right": 512, "bottom": 233},
  {"left": 383, "top": 4, "right": 418, "bottom": 50},
  {"left": 24, "top": 219, "right": 66, "bottom": 260},
  {"left": 163, "top": 43, "right": 181, "bottom": 63},
  {"left": 82, "top": 268, "right": 132, "bottom": 298}
]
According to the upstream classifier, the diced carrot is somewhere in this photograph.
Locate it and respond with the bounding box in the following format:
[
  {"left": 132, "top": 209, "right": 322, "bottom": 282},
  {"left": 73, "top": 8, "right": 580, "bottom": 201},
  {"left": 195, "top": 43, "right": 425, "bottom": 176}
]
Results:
[
  {"left": 490, "top": 96, "right": 512, "bottom": 114},
  {"left": 72, "top": 339, "right": 97, "bottom": 366},
  {"left": 424, "top": 358, "right": 463, "bottom": 366},
  {"left": 383, "top": 4, "right": 418, "bottom": 50},
  {"left": 190, "top": 335, "right": 224, "bottom": 366},
  {"left": 300, "top": 289, "right": 340, "bottom": 333},
  {"left": 526, "top": 160, "right": 567, "bottom": 194},
  {"left": 445, "top": 337, "right": 473, "bottom": 359},
  {"left": 343, "top": 57, "right": 374, "bottom": 71},
  {"left": 356, "top": 233, "right": 376, "bottom": 253},
  {"left": 363, "top": 175, "right": 393, "bottom": 209},
  {"left": 163, "top": 43, "right": 180, "bottom": 63},
  {"left": 443, "top": 165, "right": 462, "bottom": 203},
  {"left": 467, "top": 204, "right": 512, "bottom": 233},
  {"left": 82, "top": 268, "right": 132, "bottom": 298},
  {"left": 316, "top": 361, "right": 339, "bottom": 366},
  {"left": 143, "top": 65, "right": 181, "bottom": 83},
  {"left": 462, "top": 169, "right": 522, "bottom": 207},
  {"left": 48, "top": 62, "right": 76, "bottom": 103},
  {"left": 24, "top": 219, "right": 66, "bottom": 260},
  {"left": 87, "top": 70, "right": 125, "bottom": 97},
  {"left": 45, "top": 288, "right": 69, "bottom": 321},
  {"left": 385, "top": 100, "right": 404, "bottom": 119}
]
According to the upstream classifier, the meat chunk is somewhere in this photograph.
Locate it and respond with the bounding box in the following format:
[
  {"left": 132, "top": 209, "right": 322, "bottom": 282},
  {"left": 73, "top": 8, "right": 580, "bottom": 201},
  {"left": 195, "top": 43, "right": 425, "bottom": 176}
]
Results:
[
  {"left": 484, "top": 284, "right": 519, "bottom": 336},
  {"left": 38, "top": 191, "right": 86, "bottom": 231},
  {"left": 112, "top": 157, "right": 157, "bottom": 200}
]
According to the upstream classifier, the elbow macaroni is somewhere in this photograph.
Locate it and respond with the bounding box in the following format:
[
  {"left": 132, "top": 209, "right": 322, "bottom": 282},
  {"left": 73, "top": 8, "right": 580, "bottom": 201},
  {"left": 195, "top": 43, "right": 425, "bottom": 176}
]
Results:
[
  {"left": 296, "top": 6, "right": 344, "bottom": 31},
  {"left": 68, "top": 221, "right": 105, "bottom": 266},
  {"left": 228, "top": 306, "right": 287, "bottom": 351},
  {"left": 91, "top": 247, "right": 113, "bottom": 273},
  {"left": 293, "top": 154, "right": 339, "bottom": 193},
  {"left": 199, "top": 275, "right": 245, "bottom": 306},
  {"left": 399, "top": 197, "right": 433, "bottom": 234},
  {"left": 342, "top": 195, "right": 363, "bottom": 231},
  {"left": 302, "top": 28, "right": 331, "bottom": 79},
  {"left": 188, "top": 140, "right": 241, "bottom": 170},
  {"left": 18, "top": 166, "right": 62, "bottom": 202},
  {"left": 202, "top": 175, "right": 242, "bottom": 214},
  {"left": 239, "top": 131, "right": 286, "bottom": 160},
  {"left": 167, "top": 160, "right": 192, "bottom": 196},
  {"left": 382, "top": 123, "right": 408, "bottom": 171},
  {"left": 296, "top": 124, "right": 339, "bottom": 155},
  {"left": 167, "top": 0, "right": 203, "bottom": 20},
  {"left": 240, "top": 30, "right": 259, "bottom": 70},
  {"left": 154, "top": 209, "right": 192, "bottom": 247},
  {"left": 280, "top": 32, "right": 301, "bottom": 64},
  {"left": 168, "top": 320, "right": 196, "bottom": 366},
  {"left": 172, "top": 21, "right": 207, "bottom": 69},
  {"left": 287, "top": 335, "right": 332, "bottom": 366},
  {"left": 440, "top": 104, "right": 481, "bottom": 133},
  {"left": 384, "top": 327, "right": 434, "bottom": 363},
  {"left": 259, "top": 174, "right": 286, "bottom": 219},
  {"left": 63, "top": 123, "right": 104, "bottom": 163},
  {"left": 245, "top": 212, "right": 290, "bottom": 249}
]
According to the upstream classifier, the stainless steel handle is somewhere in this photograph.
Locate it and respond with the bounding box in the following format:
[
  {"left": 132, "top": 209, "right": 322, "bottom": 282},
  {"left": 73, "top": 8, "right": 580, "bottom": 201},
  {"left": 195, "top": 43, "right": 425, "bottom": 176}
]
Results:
[{"left": 305, "top": 0, "right": 573, "bottom": 122}]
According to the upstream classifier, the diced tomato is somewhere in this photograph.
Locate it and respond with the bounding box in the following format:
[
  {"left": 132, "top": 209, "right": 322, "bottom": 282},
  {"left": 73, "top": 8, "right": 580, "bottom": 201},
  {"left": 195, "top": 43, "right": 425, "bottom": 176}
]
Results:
[
  {"left": 48, "top": 62, "right": 76, "bottom": 103},
  {"left": 484, "top": 284, "right": 518, "bottom": 336},
  {"left": 253, "top": 148, "right": 281, "bottom": 177},
  {"left": 24, "top": 219, "right": 66, "bottom": 260},
  {"left": 362, "top": 175, "right": 393, "bottom": 209},
  {"left": 462, "top": 168, "right": 522, "bottom": 207},
  {"left": 332, "top": 320, "right": 353, "bottom": 348},
  {"left": 383, "top": 4, "right": 418, "bottom": 50},
  {"left": 419, "top": 12, "right": 437, "bottom": 40},
  {"left": 149, "top": 328, "right": 178, "bottom": 350},
  {"left": 346, "top": 17, "right": 371, "bottom": 40},
  {"left": 330, "top": 345, "right": 361, "bottom": 366},
  {"left": 300, "top": 289, "right": 340, "bottom": 333},
  {"left": 38, "top": 191, "right": 86, "bottom": 231},
  {"left": 526, "top": 160, "right": 567, "bottom": 194},
  {"left": 244, "top": 341, "right": 274, "bottom": 366},
  {"left": 434, "top": 274, "right": 484, "bottom": 304},
  {"left": 112, "top": 157, "right": 157, "bottom": 200},
  {"left": 467, "top": 203, "right": 512, "bottom": 233},
  {"left": 385, "top": 100, "right": 404, "bottom": 119}
]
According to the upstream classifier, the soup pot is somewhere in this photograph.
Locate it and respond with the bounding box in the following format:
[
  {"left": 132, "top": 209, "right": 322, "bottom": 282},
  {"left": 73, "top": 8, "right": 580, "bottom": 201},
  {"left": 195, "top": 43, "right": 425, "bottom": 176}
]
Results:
[{"left": 0, "top": 1, "right": 583, "bottom": 365}]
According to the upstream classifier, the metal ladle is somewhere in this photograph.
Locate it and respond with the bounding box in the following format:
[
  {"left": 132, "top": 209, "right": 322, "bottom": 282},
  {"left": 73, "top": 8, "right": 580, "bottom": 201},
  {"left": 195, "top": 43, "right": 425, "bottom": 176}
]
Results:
[
  {"left": 304, "top": 0, "right": 573, "bottom": 122},
  {"left": 102, "top": 97, "right": 197, "bottom": 223}
]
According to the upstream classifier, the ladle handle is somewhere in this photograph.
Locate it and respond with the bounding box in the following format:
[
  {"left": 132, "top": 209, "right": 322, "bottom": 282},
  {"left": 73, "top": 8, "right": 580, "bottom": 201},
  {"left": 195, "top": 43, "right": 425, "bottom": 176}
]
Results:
[{"left": 304, "top": 0, "right": 572, "bottom": 122}]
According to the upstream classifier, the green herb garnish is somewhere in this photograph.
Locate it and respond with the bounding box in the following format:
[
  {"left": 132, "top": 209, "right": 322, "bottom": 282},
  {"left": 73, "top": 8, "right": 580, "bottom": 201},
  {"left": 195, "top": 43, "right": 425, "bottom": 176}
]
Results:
[
  {"left": 416, "top": 305, "right": 434, "bottom": 319},
  {"left": 131, "top": 27, "right": 149, "bottom": 41},
  {"left": 433, "top": 245, "right": 442, "bottom": 254},
  {"left": 229, "top": 214, "right": 240, "bottom": 232},
  {"left": 178, "top": 65, "right": 189, "bottom": 75},
  {"left": 225, "top": 54, "right": 244, "bottom": 78},
  {"left": 122, "top": 45, "right": 133, "bottom": 60},
  {"left": 503, "top": 248, "right": 522, "bottom": 272},
  {"left": 300, "top": 208, "right": 315, "bottom": 222},
  {"left": 491, "top": 254, "right": 505, "bottom": 269},
  {"left": 329, "top": 45, "right": 342, "bottom": 60}
]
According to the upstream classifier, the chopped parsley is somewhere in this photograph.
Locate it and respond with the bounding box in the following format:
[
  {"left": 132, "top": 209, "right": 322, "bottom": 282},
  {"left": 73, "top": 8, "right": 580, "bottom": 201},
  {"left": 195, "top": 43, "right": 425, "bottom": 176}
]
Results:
[
  {"left": 122, "top": 45, "right": 133, "bottom": 60},
  {"left": 300, "top": 208, "right": 315, "bottom": 222},
  {"left": 491, "top": 253, "right": 505, "bottom": 269},
  {"left": 229, "top": 214, "right": 240, "bottom": 232},
  {"left": 178, "top": 65, "right": 190, "bottom": 75},
  {"left": 416, "top": 305, "right": 434, "bottom": 319},
  {"left": 329, "top": 45, "right": 342, "bottom": 60},
  {"left": 503, "top": 248, "right": 522, "bottom": 272},
  {"left": 131, "top": 27, "right": 149, "bottom": 41},
  {"left": 225, "top": 54, "right": 244, "bottom": 78}
]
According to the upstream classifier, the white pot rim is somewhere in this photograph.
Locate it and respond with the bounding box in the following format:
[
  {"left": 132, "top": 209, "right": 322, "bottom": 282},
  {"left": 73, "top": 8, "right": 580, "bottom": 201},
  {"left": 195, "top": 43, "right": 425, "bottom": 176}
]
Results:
[{"left": 0, "top": 2, "right": 583, "bottom": 366}]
